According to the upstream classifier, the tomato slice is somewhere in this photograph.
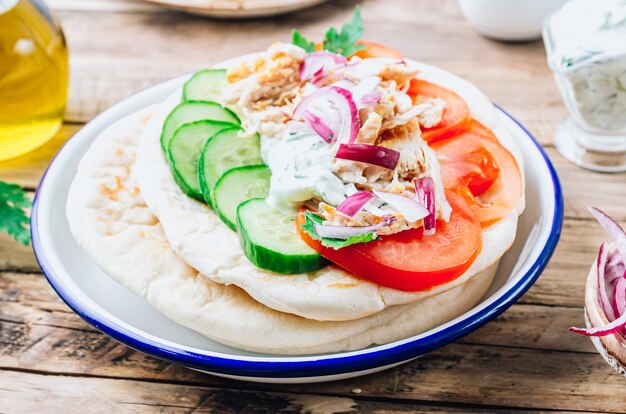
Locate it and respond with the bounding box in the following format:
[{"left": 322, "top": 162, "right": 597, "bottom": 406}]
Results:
[
  {"left": 407, "top": 79, "right": 471, "bottom": 144},
  {"left": 296, "top": 192, "right": 482, "bottom": 292},
  {"left": 351, "top": 41, "right": 403, "bottom": 59},
  {"left": 432, "top": 123, "right": 522, "bottom": 227}
]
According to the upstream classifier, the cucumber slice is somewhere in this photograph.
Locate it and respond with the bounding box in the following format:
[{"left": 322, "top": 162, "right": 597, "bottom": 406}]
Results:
[
  {"left": 237, "top": 198, "right": 328, "bottom": 274},
  {"left": 183, "top": 69, "right": 227, "bottom": 102},
  {"left": 160, "top": 101, "right": 239, "bottom": 152},
  {"left": 198, "top": 127, "right": 264, "bottom": 207},
  {"left": 167, "top": 120, "right": 235, "bottom": 199},
  {"left": 213, "top": 165, "right": 271, "bottom": 230}
]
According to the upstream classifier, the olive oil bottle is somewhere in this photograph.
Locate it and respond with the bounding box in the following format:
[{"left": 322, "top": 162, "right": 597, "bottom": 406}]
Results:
[{"left": 0, "top": 0, "right": 68, "bottom": 161}]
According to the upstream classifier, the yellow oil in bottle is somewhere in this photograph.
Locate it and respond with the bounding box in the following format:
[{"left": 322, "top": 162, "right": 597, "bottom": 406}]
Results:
[{"left": 0, "top": 0, "right": 68, "bottom": 161}]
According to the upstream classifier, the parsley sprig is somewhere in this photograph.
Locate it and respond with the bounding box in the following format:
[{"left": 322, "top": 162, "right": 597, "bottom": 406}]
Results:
[
  {"left": 300, "top": 211, "right": 378, "bottom": 250},
  {"left": 0, "top": 182, "right": 31, "bottom": 246},
  {"left": 292, "top": 6, "right": 366, "bottom": 57}
]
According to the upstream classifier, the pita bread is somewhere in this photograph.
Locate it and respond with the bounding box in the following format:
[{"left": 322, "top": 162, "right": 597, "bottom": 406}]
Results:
[
  {"left": 66, "top": 108, "right": 497, "bottom": 355},
  {"left": 132, "top": 59, "right": 523, "bottom": 321}
]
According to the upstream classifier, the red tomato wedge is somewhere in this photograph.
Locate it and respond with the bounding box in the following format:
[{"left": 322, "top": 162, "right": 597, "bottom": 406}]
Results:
[
  {"left": 432, "top": 123, "right": 522, "bottom": 227},
  {"left": 351, "top": 41, "right": 403, "bottom": 59},
  {"left": 407, "top": 79, "right": 471, "bottom": 144},
  {"left": 296, "top": 192, "right": 482, "bottom": 292}
]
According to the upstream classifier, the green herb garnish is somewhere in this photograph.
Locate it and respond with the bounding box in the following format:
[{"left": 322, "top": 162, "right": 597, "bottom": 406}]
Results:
[
  {"left": 300, "top": 211, "right": 378, "bottom": 250},
  {"left": 291, "top": 30, "right": 316, "bottom": 53},
  {"left": 0, "top": 182, "right": 31, "bottom": 246},
  {"left": 291, "top": 6, "right": 366, "bottom": 57}
]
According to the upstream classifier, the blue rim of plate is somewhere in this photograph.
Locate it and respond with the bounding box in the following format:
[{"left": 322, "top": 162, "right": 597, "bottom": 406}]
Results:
[{"left": 31, "top": 100, "right": 563, "bottom": 379}]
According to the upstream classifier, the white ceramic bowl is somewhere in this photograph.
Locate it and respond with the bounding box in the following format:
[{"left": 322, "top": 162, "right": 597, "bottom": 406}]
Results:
[
  {"left": 32, "top": 73, "right": 563, "bottom": 384},
  {"left": 458, "top": 0, "right": 570, "bottom": 41}
]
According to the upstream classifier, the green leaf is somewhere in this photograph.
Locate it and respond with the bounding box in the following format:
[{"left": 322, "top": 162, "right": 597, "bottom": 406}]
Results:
[
  {"left": 291, "top": 30, "right": 316, "bottom": 53},
  {"left": 300, "top": 211, "right": 378, "bottom": 250},
  {"left": 322, "top": 6, "right": 366, "bottom": 57},
  {"left": 0, "top": 182, "right": 31, "bottom": 246}
]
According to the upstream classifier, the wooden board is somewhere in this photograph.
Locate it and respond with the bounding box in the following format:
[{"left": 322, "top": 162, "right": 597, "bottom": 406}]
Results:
[{"left": 2, "top": 0, "right": 626, "bottom": 412}]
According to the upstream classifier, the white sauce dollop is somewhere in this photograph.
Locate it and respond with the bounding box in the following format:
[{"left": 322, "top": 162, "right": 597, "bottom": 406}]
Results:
[{"left": 262, "top": 131, "right": 345, "bottom": 213}]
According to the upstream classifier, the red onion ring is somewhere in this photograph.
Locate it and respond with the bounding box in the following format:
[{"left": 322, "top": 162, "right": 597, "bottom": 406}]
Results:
[
  {"left": 336, "top": 191, "right": 375, "bottom": 217},
  {"left": 415, "top": 177, "right": 436, "bottom": 235},
  {"left": 373, "top": 190, "right": 430, "bottom": 223},
  {"left": 292, "top": 86, "right": 358, "bottom": 144},
  {"left": 589, "top": 207, "right": 626, "bottom": 264},
  {"left": 300, "top": 51, "right": 347, "bottom": 83},
  {"left": 335, "top": 143, "right": 400, "bottom": 170}
]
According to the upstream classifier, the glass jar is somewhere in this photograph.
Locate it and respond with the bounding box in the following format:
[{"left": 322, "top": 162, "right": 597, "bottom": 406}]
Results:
[
  {"left": 0, "top": 0, "right": 68, "bottom": 162},
  {"left": 543, "top": 0, "right": 626, "bottom": 172}
]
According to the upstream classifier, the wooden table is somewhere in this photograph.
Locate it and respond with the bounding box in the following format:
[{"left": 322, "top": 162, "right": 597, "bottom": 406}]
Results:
[{"left": 1, "top": 0, "right": 626, "bottom": 412}]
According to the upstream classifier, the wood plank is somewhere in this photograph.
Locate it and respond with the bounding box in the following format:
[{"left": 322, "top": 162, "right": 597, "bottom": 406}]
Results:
[
  {"left": 0, "top": 369, "right": 582, "bottom": 414},
  {"left": 1, "top": 272, "right": 621, "bottom": 413},
  {"left": 0, "top": 232, "right": 39, "bottom": 273},
  {"left": 0, "top": 315, "right": 622, "bottom": 413},
  {"left": 520, "top": 219, "right": 606, "bottom": 308}
]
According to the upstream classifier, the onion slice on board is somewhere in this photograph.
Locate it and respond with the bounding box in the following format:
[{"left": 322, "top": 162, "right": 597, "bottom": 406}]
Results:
[
  {"left": 336, "top": 191, "right": 375, "bottom": 217},
  {"left": 373, "top": 190, "right": 429, "bottom": 223},
  {"left": 335, "top": 143, "right": 400, "bottom": 170},
  {"left": 415, "top": 177, "right": 436, "bottom": 235}
]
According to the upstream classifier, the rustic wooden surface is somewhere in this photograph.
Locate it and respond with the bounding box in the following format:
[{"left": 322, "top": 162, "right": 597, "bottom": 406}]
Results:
[{"left": 2, "top": 0, "right": 626, "bottom": 412}]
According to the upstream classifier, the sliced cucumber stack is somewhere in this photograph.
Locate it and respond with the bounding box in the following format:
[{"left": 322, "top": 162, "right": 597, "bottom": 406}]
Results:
[
  {"left": 237, "top": 199, "right": 328, "bottom": 274},
  {"left": 183, "top": 69, "right": 227, "bottom": 102},
  {"left": 167, "top": 120, "right": 234, "bottom": 199},
  {"left": 198, "top": 127, "right": 263, "bottom": 207},
  {"left": 212, "top": 165, "right": 271, "bottom": 230},
  {"left": 160, "top": 101, "right": 239, "bottom": 152}
]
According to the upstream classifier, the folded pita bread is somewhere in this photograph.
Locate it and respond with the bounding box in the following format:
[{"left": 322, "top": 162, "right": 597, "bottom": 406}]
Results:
[
  {"left": 66, "top": 108, "right": 497, "bottom": 354},
  {"left": 132, "top": 59, "right": 523, "bottom": 321}
]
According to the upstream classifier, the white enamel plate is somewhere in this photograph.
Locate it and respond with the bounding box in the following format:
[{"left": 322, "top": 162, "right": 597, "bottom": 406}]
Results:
[{"left": 32, "top": 73, "right": 563, "bottom": 384}]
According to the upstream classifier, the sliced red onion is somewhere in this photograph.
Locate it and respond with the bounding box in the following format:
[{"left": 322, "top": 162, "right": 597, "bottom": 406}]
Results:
[
  {"left": 286, "top": 120, "right": 312, "bottom": 134},
  {"left": 415, "top": 177, "right": 436, "bottom": 236},
  {"left": 613, "top": 276, "right": 626, "bottom": 319},
  {"left": 597, "top": 243, "right": 616, "bottom": 322},
  {"left": 292, "top": 86, "right": 358, "bottom": 144},
  {"left": 331, "top": 86, "right": 360, "bottom": 143},
  {"left": 373, "top": 190, "right": 430, "bottom": 223},
  {"left": 333, "top": 79, "right": 357, "bottom": 90},
  {"left": 360, "top": 91, "right": 382, "bottom": 107},
  {"left": 570, "top": 209, "right": 626, "bottom": 338},
  {"left": 606, "top": 250, "right": 626, "bottom": 283},
  {"left": 353, "top": 76, "right": 381, "bottom": 108},
  {"left": 589, "top": 207, "right": 626, "bottom": 265},
  {"left": 302, "top": 110, "right": 333, "bottom": 143},
  {"left": 336, "top": 191, "right": 375, "bottom": 217},
  {"left": 569, "top": 312, "right": 626, "bottom": 337},
  {"left": 335, "top": 144, "right": 400, "bottom": 170},
  {"left": 300, "top": 51, "right": 347, "bottom": 83},
  {"left": 314, "top": 215, "right": 396, "bottom": 240}
]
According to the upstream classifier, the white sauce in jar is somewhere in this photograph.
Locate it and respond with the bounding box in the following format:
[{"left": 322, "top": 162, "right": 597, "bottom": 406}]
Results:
[{"left": 547, "top": 0, "right": 626, "bottom": 130}]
